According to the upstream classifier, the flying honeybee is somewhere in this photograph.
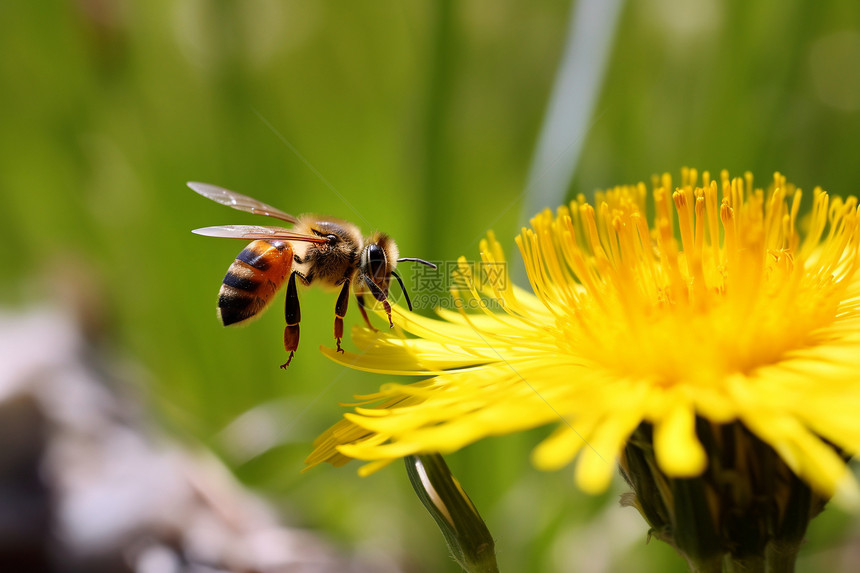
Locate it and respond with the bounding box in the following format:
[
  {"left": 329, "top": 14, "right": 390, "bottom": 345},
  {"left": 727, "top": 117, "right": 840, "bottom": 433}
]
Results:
[{"left": 189, "top": 182, "right": 436, "bottom": 368}]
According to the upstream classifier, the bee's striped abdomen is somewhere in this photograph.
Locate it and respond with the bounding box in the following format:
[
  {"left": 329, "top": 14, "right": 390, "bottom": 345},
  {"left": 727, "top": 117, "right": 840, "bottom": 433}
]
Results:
[{"left": 217, "top": 240, "right": 293, "bottom": 326}]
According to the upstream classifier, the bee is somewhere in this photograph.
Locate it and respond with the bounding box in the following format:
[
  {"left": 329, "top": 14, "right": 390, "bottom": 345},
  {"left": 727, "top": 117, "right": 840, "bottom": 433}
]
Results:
[{"left": 189, "top": 182, "right": 436, "bottom": 368}]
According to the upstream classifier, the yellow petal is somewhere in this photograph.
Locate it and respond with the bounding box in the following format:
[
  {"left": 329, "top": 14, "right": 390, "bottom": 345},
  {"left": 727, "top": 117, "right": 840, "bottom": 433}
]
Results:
[{"left": 654, "top": 401, "right": 707, "bottom": 477}]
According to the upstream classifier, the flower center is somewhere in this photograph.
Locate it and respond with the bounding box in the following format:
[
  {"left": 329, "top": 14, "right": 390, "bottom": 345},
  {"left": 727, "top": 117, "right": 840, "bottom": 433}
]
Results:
[{"left": 518, "top": 170, "right": 860, "bottom": 388}]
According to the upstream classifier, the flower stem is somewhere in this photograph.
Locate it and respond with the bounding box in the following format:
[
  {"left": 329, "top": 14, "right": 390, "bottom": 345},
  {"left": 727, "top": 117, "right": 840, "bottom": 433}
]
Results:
[
  {"left": 726, "top": 555, "right": 765, "bottom": 573},
  {"left": 765, "top": 543, "right": 798, "bottom": 573},
  {"left": 722, "top": 542, "right": 799, "bottom": 572},
  {"left": 686, "top": 555, "right": 724, "bottom": 573}
]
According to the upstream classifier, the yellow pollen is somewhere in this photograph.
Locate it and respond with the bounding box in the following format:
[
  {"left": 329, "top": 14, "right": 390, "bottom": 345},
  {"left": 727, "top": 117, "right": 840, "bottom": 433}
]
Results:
[{"left": 519, "top": 171, "right": 860, "bottom": 388}]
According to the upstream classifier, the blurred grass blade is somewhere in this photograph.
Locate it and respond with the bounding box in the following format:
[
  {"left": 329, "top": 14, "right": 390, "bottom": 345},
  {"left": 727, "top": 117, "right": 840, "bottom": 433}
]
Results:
[
  {"left": 522, "top": 0, "right": 625, "bottom": 221},
  {"left": 405, "top": 454, "right": 498, "bottom": 573}
]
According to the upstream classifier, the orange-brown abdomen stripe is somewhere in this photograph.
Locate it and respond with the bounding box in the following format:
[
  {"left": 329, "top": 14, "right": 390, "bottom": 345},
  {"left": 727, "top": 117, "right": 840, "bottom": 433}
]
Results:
[{"left": 217, "top": 240, "right": 293, "bottom": 326}]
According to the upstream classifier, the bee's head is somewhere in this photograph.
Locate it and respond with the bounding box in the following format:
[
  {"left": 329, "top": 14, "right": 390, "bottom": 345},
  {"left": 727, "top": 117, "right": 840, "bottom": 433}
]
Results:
[
  {"left": 359, "top": 232, "right": 436, "bottom": 312},
  {"left": 359, "top": 232, "right": 398, "bottom": 289}
]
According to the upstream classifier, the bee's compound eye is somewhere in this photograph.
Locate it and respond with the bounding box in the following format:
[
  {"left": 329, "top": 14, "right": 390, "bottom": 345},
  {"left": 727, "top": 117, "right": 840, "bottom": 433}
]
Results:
[
  {"left": 326, "top": 234, "right": 338, "bottom": 245},
  {"left": 366, "top": 244, "right": 387, "bottom": 279}
]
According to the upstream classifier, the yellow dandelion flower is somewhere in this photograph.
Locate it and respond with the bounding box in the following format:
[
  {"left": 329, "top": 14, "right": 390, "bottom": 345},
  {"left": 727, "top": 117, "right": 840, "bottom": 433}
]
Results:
[{"left": 307, "top": 169, "right": 860, "bottom": 511}]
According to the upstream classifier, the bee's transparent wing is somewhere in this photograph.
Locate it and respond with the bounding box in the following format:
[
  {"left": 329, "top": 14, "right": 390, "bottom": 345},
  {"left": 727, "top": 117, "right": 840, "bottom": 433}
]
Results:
[
  {"left": 188, "top": 182, "right": 299, "bottom": 224},
  {"left": 192, "top": 225, "right": 327, "bottom": 243}
]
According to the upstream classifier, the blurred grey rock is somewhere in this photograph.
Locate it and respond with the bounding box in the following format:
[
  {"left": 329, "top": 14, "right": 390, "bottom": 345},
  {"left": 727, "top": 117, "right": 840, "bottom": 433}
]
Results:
[{"left": 0, "top": 308, "right": 403, "bottom": 573}]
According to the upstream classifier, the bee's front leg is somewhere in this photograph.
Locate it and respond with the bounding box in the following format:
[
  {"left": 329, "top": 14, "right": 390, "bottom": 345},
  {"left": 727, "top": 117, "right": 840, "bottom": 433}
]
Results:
[
  {"left": 281, "top": 271, "right": 301, "bottom": 368},
  {"left": 334, "top": 280, "right": 350, "bottom": 353},
  {"left": 361, "top": 274, "right": 393, "bottom": 328},
  {"left": 355, "top": 293, "right": 378, "bottom": 332}
]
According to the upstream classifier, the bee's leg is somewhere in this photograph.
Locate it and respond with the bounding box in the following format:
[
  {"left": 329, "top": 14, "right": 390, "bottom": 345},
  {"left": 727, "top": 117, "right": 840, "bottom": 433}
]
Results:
[
  {"left": 334, "top": 280, "right": 350, "bottom": 353},
  {"left": 361, "top": 274, "right": 393, "bottom": 327},
  {"left": 281, "top": 271, "right": 301, "bottom": 368},
  {"left": 355, "top": 293, "right": 378, "bottom": 332}
]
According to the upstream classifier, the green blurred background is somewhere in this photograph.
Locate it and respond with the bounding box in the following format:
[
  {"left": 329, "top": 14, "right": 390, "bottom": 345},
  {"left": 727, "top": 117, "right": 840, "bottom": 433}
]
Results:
[{"left": 1, "top": 0, "right": 859, "bottom": 571}]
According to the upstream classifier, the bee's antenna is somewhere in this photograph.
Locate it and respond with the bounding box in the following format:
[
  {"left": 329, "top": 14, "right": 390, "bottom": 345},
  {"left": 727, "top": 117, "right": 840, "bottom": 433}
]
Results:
[
  {"left": 391, "top": 270, "right": 413, "bottom": 311},
  {"left": 396, "top": 257, "right": 437, "bottom": 270}
]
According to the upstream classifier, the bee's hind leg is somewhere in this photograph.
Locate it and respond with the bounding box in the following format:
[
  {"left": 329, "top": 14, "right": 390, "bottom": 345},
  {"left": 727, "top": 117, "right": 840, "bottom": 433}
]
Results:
[{"left": 281, "top": 271, "right": 301, "bottom": 368}]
